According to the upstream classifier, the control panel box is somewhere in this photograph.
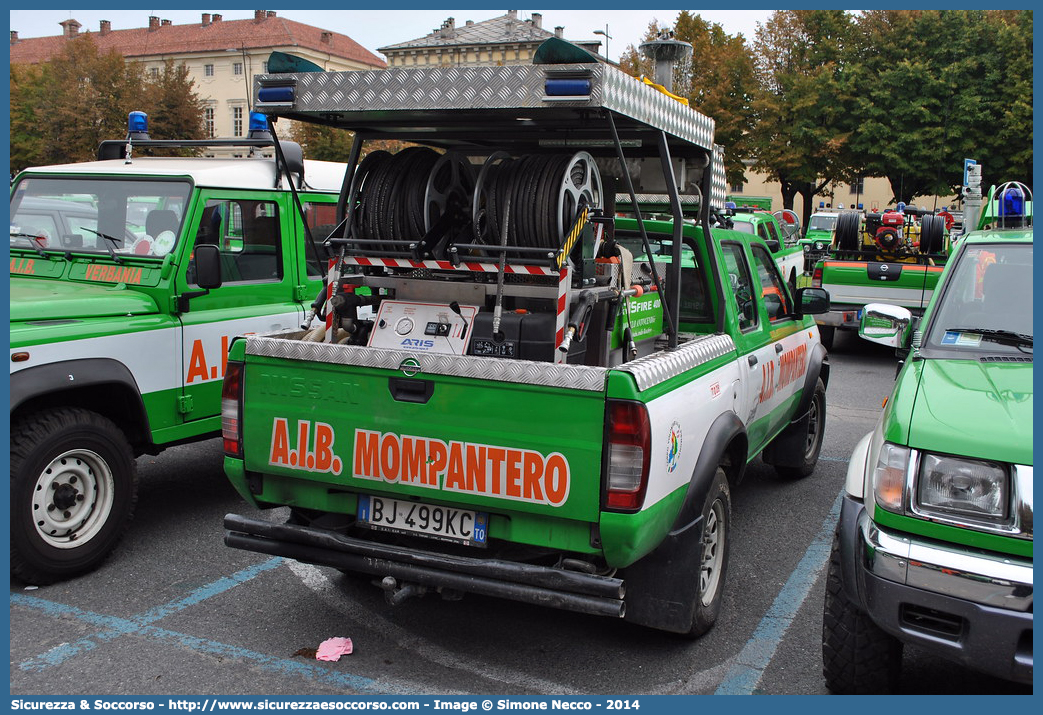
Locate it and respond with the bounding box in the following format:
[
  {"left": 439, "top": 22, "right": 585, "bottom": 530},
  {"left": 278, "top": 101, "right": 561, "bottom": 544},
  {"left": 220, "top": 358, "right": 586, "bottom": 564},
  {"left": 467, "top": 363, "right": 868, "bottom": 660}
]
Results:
[{"left": 368, "top": 300, "right": 478, "bottom": 355}]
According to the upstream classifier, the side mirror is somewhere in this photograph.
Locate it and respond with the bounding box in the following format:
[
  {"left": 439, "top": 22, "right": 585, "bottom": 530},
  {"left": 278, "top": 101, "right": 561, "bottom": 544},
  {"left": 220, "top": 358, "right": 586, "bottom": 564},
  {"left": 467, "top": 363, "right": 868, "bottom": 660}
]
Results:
[
  {"left": 859, "top": 303, "right": 912, "bottom": 348},
  {"left": 796, "top": 287, "right": 830, "bottom": 316},
  {"left": 194, "top": 243, "right": 223, "bottom": 290},
  {"left": 764, "top": 239, "right": 781, "bottom": 252}
]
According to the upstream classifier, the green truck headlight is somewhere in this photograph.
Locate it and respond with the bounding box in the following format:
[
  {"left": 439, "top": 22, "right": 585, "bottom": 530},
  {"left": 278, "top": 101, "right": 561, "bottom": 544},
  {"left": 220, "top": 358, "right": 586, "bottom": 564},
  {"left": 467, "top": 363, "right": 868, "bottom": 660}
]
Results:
[{"left": 917, "top": 454, "right": 1009, "bottom": 521}]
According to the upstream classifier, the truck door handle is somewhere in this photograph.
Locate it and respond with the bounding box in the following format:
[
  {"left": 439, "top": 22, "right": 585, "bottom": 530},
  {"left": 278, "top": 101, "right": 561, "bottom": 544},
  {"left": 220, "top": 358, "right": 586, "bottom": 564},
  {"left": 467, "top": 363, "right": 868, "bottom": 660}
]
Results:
[
  {"left": 389, "top": 377, "right": 434, "bottom": 404},
  {"left": 748, "top": 354, "right": 758, "bottom": 367},
  {"left": 775, "top": 343, "right": 784, "bottom": 354}
]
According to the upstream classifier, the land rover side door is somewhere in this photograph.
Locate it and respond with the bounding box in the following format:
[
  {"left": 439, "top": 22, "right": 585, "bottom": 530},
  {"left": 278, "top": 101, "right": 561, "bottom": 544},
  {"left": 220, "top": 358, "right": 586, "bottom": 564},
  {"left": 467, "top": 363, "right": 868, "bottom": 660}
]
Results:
[{"left": 175, "top": 191, "right": 307, "bottom": 429}]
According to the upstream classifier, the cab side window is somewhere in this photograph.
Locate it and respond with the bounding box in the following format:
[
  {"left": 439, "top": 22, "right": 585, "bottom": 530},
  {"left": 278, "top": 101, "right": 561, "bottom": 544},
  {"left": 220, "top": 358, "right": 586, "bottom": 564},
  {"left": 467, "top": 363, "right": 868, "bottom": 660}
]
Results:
[
  {"left": 303, "top": 200, "right": 337, "bottom": 279},
  {"left": 721, "top": 243, "right": 757, "bottom": 331},
  {"left": 191, "top": 199, "right": 282, "bottom": 284},
  {"left": 750, "top": 244, "right": 791, "bottom": 321},
  {"left": 765, "top": 220, "right": 781, "bottom": 244}
]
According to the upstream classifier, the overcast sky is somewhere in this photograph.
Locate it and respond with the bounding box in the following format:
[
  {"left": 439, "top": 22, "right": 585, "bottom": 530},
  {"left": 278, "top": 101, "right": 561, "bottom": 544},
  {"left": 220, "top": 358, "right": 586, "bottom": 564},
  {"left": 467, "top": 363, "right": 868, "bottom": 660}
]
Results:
[{"left": 7, "top": 8, "right": 769, "bottom": 61}]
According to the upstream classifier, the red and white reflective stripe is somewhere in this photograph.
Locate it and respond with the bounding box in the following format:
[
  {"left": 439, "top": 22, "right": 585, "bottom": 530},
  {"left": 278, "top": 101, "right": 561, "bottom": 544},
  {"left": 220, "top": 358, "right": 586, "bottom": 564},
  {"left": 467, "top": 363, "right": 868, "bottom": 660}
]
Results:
[
  {"left": 554, "top": 266, "right": 570, "bottom": 364},
  {"left": 325, "top": 257, "right": 340, "bottom": 341},
  {"left": 344, "top": 256, "right": 557, "bottom": 276}
]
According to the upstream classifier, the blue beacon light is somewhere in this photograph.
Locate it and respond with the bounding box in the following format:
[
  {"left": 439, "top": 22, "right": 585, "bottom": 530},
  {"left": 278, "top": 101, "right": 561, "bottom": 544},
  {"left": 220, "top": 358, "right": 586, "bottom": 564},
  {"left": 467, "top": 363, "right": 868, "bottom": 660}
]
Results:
[
  {"left": 127, "top": 111, "right": 149, "bottom": 138},
  {"left": 249, "top": 112, "right": 269, "bottom": 133},
  {"left": 1000, "top": 186, "right": 1025, "bottom": 218}
]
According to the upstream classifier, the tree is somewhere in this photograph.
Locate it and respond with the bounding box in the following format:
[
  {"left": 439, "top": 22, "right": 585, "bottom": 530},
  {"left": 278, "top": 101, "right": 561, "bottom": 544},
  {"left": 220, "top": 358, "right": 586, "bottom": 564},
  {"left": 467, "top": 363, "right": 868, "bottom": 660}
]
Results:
[
  {"left": 672, "top": 12, "right": 757, "bottom": 186},
  {"left": 843, "top": 10, "right": 1032, "bottom": 203},
  {"left": 289, "top": 121, "right": 357, "bottom": 163},
  {"left": 10, "top": 34, "right": 207, "bottom": 167},
  {"left": 145, "top": 60, "right": 206, "bottom": 143},
  {"left": 747, "top": 10, "right": 855, "bottom": 224},
  {"left": 10, "top": 64, "right": 46, "bottom": 171},
  {"left": 19, "top": 35, "right": 147, "bottom": 165},
  {"left": 618, "top": 14, "right": 757, "bottom": 186}
]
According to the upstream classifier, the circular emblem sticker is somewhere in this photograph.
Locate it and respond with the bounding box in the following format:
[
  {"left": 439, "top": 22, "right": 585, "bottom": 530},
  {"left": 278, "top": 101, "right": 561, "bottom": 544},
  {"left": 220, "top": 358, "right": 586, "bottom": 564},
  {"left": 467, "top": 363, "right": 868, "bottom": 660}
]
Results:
[{"left": 666, "top": 421, "right": 682, "bottom": 473}]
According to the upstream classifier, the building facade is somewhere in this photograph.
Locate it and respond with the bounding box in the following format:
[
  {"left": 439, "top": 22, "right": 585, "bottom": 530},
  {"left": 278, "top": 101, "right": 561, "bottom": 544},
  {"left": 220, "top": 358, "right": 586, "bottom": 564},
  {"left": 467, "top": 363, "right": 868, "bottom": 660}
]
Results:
[
  {"left": 378, "top": 9, "right": 603, "bottom": 67},
  {"left": 10, "top": 10, "right": 385, "bottom": 144}
]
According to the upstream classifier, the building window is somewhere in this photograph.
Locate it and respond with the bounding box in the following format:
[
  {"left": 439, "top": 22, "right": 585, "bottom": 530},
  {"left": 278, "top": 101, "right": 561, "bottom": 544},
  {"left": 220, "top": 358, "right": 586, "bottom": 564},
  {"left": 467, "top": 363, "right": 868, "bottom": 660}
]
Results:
[
  {"left": 149, "top": 67, "right": 159, "bottom": 79},
  {"left": 204, "top": 107, "right": 215, "bottom": 138},
  {"left": 233, "top": 62, "right": 243, "bottom": 76},
  {"left": 261, "top": 61, "right": 268, "bottom": 73},
  {"left": 730, "top": 182, "right": 744, "bottom": 193},
  {"left": 204, "top": 64, "right": 214, "bottom": 77},
  {"left": 232, "top": 107, "right": 244, "bottom": 137},
  {"left": 849, "top": 177, "right": 864, "bottom": 195}
]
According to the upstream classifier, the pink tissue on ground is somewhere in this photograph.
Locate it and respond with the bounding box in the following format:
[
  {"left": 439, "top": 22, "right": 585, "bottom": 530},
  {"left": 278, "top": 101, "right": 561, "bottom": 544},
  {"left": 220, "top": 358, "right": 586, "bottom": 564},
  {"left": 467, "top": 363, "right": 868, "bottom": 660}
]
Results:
[{"left": 316, "top": 637, "right": 354, "bottom": 661}]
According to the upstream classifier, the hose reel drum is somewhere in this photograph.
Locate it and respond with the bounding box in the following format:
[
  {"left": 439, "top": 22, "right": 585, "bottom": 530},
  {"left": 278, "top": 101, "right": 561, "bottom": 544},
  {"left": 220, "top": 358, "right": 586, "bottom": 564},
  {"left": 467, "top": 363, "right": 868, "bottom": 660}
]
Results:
[{"left": 346, "top": 147, "right": 602, "bottom": 259}]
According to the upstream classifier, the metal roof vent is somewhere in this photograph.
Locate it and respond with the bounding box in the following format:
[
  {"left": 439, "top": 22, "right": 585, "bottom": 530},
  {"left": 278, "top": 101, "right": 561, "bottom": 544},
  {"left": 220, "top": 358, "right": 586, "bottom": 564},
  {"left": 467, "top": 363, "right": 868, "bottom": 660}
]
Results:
[{"left": 639, "top": 31, "right": 692, "bottom": 93}]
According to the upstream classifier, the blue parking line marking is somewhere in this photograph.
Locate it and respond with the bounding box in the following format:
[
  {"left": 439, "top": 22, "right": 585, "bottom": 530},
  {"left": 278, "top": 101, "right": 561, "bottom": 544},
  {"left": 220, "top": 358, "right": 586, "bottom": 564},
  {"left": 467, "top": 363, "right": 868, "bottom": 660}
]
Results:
[
  {"left": 714, "top": 490, "right": 843, "bottom": 695},
  {"left": 11, "top": 554, "right": 413, "bottom": 694},
  {"left": 134, "top": 556, "right": 284, "bottom": 624},
  {"left": 11, "top": 557, "right": 282, "bottom": 672}
]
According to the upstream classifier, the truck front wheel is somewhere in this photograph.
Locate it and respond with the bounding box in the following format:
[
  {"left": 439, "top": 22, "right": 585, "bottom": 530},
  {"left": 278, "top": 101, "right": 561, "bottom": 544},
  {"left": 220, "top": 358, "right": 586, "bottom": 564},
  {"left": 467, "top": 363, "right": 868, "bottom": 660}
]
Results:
[
  {"left": 10, "top": 408, "right": 138, "bottom": 585},
  {"left": 775, "top": 378, "right": 826, "bottom": 479},
  {"left": 685, "top": 467, "right": 731, "bottom": 637},
  {"left": 822, "top": 530, "right": 902, "bottom": 693}
]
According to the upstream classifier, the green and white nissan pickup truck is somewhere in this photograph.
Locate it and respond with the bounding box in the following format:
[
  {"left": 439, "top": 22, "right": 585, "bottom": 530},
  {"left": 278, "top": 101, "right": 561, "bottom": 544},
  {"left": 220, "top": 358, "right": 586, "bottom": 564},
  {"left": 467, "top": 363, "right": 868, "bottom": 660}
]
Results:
[
  {"left": 9, "top": 113, "right": 345, "bottom": 584},
  {"left": 822, "top": 181, "right": 1033, "bottom": 692},
  {"left": 812, "top": 206, "right": 950, "bottom": 349},
  {"left": 221, "top": 41, "right": 832, "bottom": 636}
]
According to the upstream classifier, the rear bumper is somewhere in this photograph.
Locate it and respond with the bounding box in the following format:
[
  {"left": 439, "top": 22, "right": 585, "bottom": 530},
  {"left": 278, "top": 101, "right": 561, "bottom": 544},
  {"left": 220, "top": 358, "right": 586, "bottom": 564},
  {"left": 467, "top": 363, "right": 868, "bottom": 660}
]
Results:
[
  {"left": 816, "top": 308, "right": 861, "bottom": 329},
  {"left": 224, "top": 513, "right": 626, "bottom": 618},
  {"left": 837, "top": 497, "right": 1033, "bottom": 684}
]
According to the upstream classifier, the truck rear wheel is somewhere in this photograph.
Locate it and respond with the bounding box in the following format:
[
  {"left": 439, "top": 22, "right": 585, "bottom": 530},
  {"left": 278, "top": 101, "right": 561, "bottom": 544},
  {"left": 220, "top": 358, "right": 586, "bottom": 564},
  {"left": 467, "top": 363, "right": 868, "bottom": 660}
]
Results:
[
  {"left": 775, "top": 378, "right": 826, "bottom": 479},
  {"left": 685, "top": 467, "right": 731, "bottom": 638},
  {"left": 10, "top": 408, "right": 138, "bottom": 585},
  {"left": 822, "top": 530, "right": 902, "bottom": 693}
]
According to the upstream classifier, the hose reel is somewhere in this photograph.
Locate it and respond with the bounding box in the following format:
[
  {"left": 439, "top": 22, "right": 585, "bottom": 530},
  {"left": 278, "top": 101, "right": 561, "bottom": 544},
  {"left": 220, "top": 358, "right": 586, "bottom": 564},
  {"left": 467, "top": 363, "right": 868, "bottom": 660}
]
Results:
[
  {"left": 472, "top": 151, "right": 601, "bottom": 251},
  {"left": 346, "top": 147, "right": 602, "bottom": 260}
]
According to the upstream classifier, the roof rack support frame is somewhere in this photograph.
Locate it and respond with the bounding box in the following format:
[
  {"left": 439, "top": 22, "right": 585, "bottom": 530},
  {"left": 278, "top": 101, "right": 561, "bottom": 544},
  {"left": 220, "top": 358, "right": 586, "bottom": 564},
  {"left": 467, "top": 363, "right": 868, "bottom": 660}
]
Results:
[{"left": 606, "top": 111, "right": 675, "bottom": 345}]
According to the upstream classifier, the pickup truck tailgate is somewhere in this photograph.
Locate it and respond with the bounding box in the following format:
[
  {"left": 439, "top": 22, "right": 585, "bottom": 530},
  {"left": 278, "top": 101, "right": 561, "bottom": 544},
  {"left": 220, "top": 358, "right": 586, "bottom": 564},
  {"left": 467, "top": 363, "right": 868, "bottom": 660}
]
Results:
[
  {"left": 820, "top": 259, "right": 943, "bottom": 309},
  {"left": 240, "top": 335, "right": 609, "bottom": 524}
]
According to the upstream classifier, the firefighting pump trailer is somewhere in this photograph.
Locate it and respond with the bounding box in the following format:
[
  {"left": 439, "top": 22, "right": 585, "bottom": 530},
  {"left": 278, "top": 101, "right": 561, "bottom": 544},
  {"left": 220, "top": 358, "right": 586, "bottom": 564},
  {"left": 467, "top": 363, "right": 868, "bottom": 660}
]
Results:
[{"left": 253, "top": 39, "right": 728, "bottom": 367}]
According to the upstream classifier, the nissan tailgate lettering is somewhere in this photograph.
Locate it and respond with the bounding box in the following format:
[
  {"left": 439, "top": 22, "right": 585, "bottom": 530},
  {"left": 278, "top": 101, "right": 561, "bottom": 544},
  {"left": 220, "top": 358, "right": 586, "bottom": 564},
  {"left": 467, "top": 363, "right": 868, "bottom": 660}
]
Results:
[{"left": 354, "top": 429, "right": 570, "bottom": 506}]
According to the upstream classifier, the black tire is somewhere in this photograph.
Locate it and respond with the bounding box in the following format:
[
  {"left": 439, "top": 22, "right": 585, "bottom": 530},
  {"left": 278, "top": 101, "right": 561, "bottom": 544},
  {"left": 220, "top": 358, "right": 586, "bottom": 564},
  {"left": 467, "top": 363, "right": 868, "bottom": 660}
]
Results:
[
  {"left": 818, "top": 325, "right": 835, "bottom": 351},
  {"left": 822, "top": 529, "right": 902, "bottom": 693},
  {"left": 10, "top": 408, "right": 138, "bottom": 585},
  {"left": 834, "top": 211, "right": 861, "bottom": 251},
  {"left": 775, "top": 378, "right": 826, "bottom": 479},
  {"left": 919, "top": 214, "right": 944, "bottom": 254},
  {"left": 684, "top": 467, "right": 731, "bottom": 638}
]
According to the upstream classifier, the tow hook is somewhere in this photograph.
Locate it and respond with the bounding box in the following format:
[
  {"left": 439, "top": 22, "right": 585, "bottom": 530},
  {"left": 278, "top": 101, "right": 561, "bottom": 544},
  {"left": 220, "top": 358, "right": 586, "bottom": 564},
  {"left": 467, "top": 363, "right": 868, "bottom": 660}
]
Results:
[{"left": 379, "top": 576, "right": 428, "bottom": 606}]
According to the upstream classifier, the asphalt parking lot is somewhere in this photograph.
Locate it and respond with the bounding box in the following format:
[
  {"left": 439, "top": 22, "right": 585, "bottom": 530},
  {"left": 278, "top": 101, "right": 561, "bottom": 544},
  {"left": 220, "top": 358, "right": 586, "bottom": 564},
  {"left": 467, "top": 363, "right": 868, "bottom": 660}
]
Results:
[{"left": 9, "top": 333, "right": 1031, "bottom": 697}]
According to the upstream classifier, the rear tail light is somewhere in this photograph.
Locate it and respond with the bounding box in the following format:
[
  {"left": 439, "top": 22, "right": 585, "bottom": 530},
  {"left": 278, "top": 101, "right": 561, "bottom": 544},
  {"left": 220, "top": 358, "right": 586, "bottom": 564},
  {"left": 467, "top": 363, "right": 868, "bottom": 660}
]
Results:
[
  {"left": 222, "top": 361, "right": 244, "bottom": 457},
  {"left": 812, "top": 266, "right": 823, "bottom": 288},
  {"left": 605, "top": 400, "right": 651, "bottom": 511}
]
